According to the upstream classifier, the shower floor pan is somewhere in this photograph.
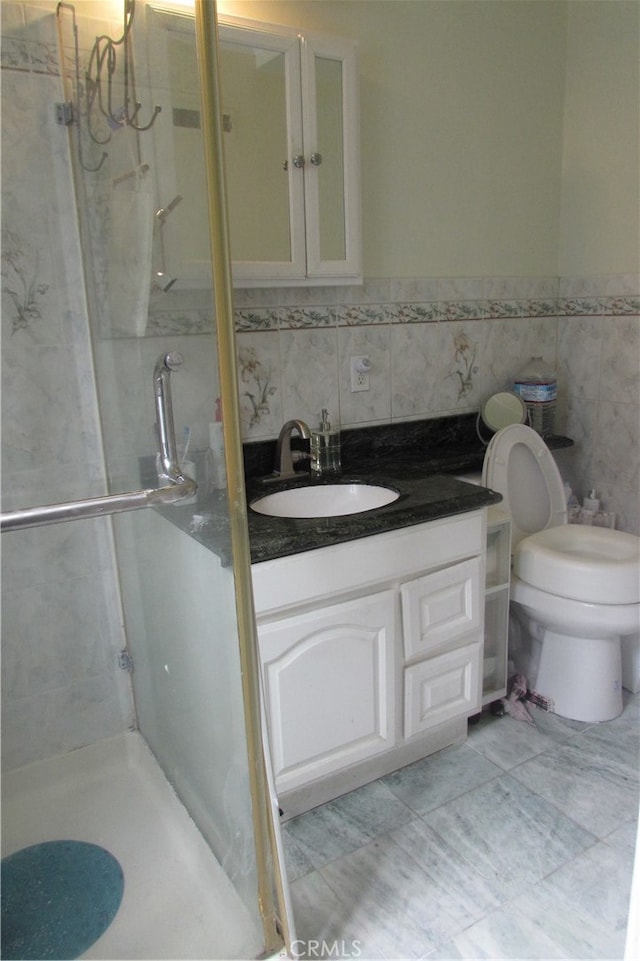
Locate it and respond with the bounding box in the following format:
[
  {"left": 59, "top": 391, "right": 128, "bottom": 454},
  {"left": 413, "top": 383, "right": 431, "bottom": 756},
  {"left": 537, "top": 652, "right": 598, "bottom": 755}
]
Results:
[{"left": 1, "top": 732, "right": 262, "bottom": 960}]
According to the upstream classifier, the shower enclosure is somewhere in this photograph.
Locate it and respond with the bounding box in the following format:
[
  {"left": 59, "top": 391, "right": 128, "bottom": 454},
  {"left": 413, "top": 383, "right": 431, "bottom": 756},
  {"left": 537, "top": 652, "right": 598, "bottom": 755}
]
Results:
[{"left": 0, "top": 1, "right": 291, "bottom": 957}]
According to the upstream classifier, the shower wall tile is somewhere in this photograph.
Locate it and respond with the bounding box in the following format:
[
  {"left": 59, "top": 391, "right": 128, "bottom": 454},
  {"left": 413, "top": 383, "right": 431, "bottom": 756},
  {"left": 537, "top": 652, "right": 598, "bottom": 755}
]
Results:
[
  {"left": 343, "top": 277, "right": 391, "bottom": 304},
  {"left": 1, "top": 19, "right": 134, "bottom": 771},
  {"left": 437, "top": 320, "right": 485, "bottom": 412},
  {"left": 390, "top": 322, "right": 439, "bottom": 419},
  {"left": 277, "top": 285, "right": 338, "bottom": 307},
  {"left": 338, "top": 324, "right": 391, "bottom": 426},
  {"left": 483, "top": 317, "right": 532, "bottom": 395},
  {"left": 594, "top": 401, "right": 640, "bottom": 495},
  {"left": 562, "top": 395, "right": 598, "bottom": 496},
  {"left": 438, "top": 277, "right": 486, "bottom": 303},
  {"left": 599, "top": 314, "right": 640, "bottom": 405},
  {"left": 555, "top": 276, "right": 639, "bottom": 533},
  {"left": 280, "top": 326, "right": 339, "bottom": 427},
  {"left": 389, "top": 277, "right": 439, "bottom": 303},
  {"left": 557, "top": 315, "right": 603, "bottom": 403},
  {"left": 1, "top": 345, "right": 95, "bottom": 476},
  {"left": 1, "top": 517, "right": 116, "bottom": 590},
  {"left": 605, "top": 273, "right": 640, "bottom": 297},
  {"left": 232, "top": 285, "right": 278, "bottom": 309},
  {"left": 228, "top": 272, "right": 638, "bottom": 533},
  {"left": 1, "top": 672, "right": 134, "bottom": 773},
  {"left": 236, "top": 330, "right": 283, "bottom": 439}
]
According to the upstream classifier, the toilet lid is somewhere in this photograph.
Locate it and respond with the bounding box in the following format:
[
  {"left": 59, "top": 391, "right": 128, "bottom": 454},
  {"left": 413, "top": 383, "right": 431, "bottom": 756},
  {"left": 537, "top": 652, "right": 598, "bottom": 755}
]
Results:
[{"left": 482, "top": 424, "right": 567, "bottom": 546}]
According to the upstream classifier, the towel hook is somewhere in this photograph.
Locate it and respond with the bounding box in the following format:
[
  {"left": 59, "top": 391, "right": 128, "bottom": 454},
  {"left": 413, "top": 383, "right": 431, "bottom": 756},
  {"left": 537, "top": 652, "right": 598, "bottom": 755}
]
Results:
[{"left": 56, "top": 0, "right": 161, "bottom": 171}]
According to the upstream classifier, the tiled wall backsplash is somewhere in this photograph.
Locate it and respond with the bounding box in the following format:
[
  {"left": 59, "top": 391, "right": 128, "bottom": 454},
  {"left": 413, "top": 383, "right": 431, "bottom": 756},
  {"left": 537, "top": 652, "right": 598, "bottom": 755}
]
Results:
[
  {"left": 226, "top": 275, "right": 639, "bottom": 443},
  {"left": 143, "top": 272, "right": 640, "bottom": 533}
]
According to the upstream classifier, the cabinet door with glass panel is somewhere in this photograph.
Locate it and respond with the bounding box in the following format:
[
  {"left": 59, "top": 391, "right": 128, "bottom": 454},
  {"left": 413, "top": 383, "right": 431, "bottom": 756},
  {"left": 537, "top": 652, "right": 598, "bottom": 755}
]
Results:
[{"left": 219, "top": 19, "right": 362, "bottom": 286}]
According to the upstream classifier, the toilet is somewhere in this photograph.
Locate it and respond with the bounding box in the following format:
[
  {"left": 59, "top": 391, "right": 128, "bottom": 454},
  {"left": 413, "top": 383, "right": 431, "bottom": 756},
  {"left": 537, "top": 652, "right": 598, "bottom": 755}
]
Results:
[{"left": 482, "top": 424, "right": 640, "bottom": 723}]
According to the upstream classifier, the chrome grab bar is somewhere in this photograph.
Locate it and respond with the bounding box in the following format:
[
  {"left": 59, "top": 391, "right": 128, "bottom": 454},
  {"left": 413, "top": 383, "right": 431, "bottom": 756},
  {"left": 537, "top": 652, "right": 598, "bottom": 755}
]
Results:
[
  {"left": 154, "top": 350, "right": 184, "bottom": 486},
  {"left": 1, "top": 351, "right": 197, "bottom": 533}
]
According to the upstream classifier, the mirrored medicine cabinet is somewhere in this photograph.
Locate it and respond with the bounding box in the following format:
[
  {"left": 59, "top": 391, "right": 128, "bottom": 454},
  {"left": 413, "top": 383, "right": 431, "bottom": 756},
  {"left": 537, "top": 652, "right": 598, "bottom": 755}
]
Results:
[{"left": 146, "top": 5, "right": 362, "bottom": 288}]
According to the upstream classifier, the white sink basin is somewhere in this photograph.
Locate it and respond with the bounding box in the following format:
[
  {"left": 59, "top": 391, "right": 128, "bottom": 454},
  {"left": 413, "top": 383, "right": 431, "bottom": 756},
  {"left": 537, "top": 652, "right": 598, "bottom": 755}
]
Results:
[{"left": 250, "top": 483, "right": 399, "bottom": 518}]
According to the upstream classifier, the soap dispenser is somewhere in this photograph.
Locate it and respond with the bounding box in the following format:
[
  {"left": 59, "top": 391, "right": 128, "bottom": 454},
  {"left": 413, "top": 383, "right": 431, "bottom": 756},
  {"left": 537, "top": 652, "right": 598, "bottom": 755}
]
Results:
[{"left": 310, "top": 409, "right": 341, "bottom": 475}]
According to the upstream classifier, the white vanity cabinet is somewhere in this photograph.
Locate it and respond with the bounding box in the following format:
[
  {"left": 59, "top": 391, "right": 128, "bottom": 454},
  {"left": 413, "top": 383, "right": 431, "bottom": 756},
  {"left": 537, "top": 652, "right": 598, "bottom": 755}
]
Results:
[
  {"left": 258, "top": 589, "right": 396, "bottom": 795},
  {"left": 481, "top": 507, "right": 511, "bottom": 704},
  {"left": 218, "top": 18, "right": 362, "bottom": 286},
  {"left": 252, "top": 510, "right": 486, "bottom": 814},
  {"left": 401, "top": 557, "right": 483, "bottom": 736}
]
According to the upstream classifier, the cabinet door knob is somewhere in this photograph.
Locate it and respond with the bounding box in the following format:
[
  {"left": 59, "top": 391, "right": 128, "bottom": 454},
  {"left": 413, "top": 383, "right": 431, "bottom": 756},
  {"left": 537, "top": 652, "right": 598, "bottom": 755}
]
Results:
[
  {"left": 310, "top": 152, "right": 323, "bottom": 166},
  {"left": 293, "top": 154, "right": 306, "bottom": 168}
]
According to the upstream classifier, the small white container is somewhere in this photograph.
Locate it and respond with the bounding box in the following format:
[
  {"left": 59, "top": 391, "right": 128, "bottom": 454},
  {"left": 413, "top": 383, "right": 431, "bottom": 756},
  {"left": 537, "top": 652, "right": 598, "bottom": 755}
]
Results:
[{"left": 205, "top": 422, "right": 226, "bottom": 490}]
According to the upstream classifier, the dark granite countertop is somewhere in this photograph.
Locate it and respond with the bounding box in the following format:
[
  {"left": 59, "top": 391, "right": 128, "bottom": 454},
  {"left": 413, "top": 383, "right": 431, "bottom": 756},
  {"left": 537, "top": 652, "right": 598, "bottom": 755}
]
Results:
[
  {"left": 152, "top": 414, "right": 573, "bottom": 567},
  {"left": 245, "top": 469, "right": 501, "bottom": 564}
]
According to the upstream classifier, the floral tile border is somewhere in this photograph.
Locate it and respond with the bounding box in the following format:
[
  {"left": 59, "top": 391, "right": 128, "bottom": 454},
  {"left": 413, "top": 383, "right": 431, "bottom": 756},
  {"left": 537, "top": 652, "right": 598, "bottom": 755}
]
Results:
[
  {"left": 337, "top": 304, "right": 391, "bottom": 325},
  {"left": 281, "top": 306, "right": 336, "bottom": 328},
  {"left": 91, "top": 279, "right": 639, "bottom": 338},
  {"left": 231, "top": 286, "right": 637, "bottom": 332},
  {"left": 234, "top": 308, "right": 279, "bottom": 331},
  {"left": 392, "top": 303, "right": 442, "bottom": 323},
  {"left": 605, "top": 296, "right": 640, "bottom": 316}
]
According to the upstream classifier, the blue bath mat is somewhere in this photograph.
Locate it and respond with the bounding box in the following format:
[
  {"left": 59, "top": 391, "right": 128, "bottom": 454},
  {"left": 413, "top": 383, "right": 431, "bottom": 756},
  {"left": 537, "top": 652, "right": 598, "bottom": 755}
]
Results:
[{"left": 1, "top": 840, "right": 124, "bottom": 960}]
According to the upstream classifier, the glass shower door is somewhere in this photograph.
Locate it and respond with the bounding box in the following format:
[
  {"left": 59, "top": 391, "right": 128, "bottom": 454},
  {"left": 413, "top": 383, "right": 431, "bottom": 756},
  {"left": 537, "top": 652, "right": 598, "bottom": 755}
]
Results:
[{"left": 1, "top": 1, "right": 290, "bottom": 957}]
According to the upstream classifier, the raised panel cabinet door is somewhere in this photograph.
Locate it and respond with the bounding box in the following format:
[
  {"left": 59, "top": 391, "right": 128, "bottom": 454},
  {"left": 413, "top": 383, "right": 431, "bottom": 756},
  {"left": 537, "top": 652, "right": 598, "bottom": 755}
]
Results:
[
  {"left": 258, "top": 590, "right": 396, "bottom": 793},
  {"left": 400, "top": 557, "right": 482, "bottom": 660},
  {"left": 404, "top": 642, "right": 482, "bottom": 737}
]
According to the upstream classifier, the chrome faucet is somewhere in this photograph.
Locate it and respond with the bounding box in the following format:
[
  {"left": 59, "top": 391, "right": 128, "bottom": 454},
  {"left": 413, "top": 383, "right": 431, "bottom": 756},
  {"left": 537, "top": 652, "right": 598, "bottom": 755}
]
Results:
[{"left": 274, "top": 419, "right": 311, "bottom": 479}]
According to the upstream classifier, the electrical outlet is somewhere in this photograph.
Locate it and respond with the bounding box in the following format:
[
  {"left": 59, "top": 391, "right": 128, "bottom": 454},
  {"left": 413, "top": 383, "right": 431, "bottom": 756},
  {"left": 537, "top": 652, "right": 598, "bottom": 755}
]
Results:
[{"left": 350, "top": 355, "right": 370, "bottom": 392}]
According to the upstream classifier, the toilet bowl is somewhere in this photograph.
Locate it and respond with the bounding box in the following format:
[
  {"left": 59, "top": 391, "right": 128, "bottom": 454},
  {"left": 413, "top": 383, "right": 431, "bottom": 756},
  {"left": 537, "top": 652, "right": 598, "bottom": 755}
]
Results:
[{"left": 482, "top": 424, "right": 640, "bottom": 723}]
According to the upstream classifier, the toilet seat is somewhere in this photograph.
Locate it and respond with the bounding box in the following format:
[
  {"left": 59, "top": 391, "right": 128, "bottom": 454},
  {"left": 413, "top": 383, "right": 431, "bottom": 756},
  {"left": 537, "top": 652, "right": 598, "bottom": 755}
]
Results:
[
  {"left": 514, "top": 526, "right": 640, "bottom": 605},
  {"left": 483, "top": 424, "right": 640, "bottom": 606},
  {"left": 482, "top": 424, "right": 567, "bottom": 547}
]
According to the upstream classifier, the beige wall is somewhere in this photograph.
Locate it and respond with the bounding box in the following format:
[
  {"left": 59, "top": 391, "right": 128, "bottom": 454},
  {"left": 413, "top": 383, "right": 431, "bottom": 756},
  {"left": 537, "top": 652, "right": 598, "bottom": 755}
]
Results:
[
  {"left": 220, "top": 0, "right": 639, "bottom": 280},
  {"left": 559, "top": 0, "right": 640, "bottom": 276}
]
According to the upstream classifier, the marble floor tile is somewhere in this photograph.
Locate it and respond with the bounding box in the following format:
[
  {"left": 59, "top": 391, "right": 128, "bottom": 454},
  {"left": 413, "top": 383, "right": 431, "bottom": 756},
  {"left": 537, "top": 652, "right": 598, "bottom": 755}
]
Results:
[
  {"left": 466, "top": 705, "right": 589, "bottom": 771},
  {"left": 421, "top": 774, "right": 596, "bottom": 902},
  {"left": 432, "top": 882, "right": 623, "bottom": 960},
  {"left": 510, "top": 736, "right": 639, "bottom": 839},
  {"left": 573, "top": 712, "right": 640, "bottom": 773},
  {"left": 284, "top": 694, "right": 639, "bottom": 961},
  {"left": 381, "top": 742, "right": 501, "bottom": 815},
  {"left": 541, "top": 834, "right": 635, "bottom": 938},
  {"left": 283, "top": 778, "right": 415, "bottom": 871},
  {"left": 289, "top": 869, "right": 384, "bottom": 960},
  {"left": 391, "top": 816, "right": 502, "bottom": 921},
  {"left": 282, "top": 828, "right": 316, "bottom": 882},
  {"left": 604, "top": 817, "right": 640, "bottom": 854},
  {"left": 319, "top": 834, "right": 471, "bottom": 958}
]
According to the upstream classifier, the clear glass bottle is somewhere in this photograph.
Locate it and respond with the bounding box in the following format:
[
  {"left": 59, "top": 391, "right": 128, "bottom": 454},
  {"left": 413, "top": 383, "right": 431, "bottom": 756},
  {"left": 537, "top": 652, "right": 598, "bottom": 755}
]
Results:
[
  {"left": 310, "top": 409, "right": 341, "bottom": 475},
  {"left": 513, "top": 356, "right": 557, "bottom": 437}
]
